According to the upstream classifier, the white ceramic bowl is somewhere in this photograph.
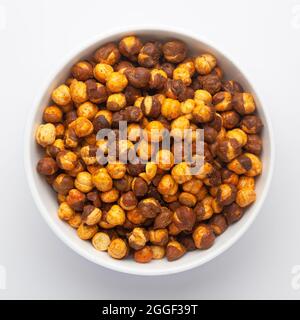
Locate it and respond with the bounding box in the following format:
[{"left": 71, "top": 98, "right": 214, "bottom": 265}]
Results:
[{"left": 24, "top": 26, "right": 274, "bottom": 276}]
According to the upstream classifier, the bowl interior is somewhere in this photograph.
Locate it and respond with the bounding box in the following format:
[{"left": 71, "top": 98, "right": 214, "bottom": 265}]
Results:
[{"left": 26, "top": 28, "right": 272, "bottom": 275}]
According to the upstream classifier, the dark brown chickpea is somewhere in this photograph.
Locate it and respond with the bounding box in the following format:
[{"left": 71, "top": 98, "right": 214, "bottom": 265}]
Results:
[
  {"left": 240, "top": 115, "right": 263, "bottom": 134},
  {"left": 125, "top": 67, "right": 150, "bottom": 89},
  {"left": 93, "top": 42, "right": 120, "bottom": 65},
  {"left": 244, "top": 134, "right": 263, "bottom": 155},
  {"left": 222, "top": 80, "right": 243, "bottom": 94},
  {"left": 37, "top": 157, "right": 58, "bottom": 176},
  {"left": 119, "top": 36, "right": 143, "bottom": 61},
  {"left": 66, "top": 189, "right": 86, "bottom": 211},
  {"left": 43, "top": 105, "right": 63, "bottom": 123},
  {"left": 198, "top": 74, "right": 222, "bottom": 95},
  {"left": 223, "top": 202, "right": 244, "bottom": 224},
  {"left": 209, "top": 215, "right": 228, "bottom": 235},
  {"left": 86, "top": 79, "right": 108, "bottom": 104},
  {"left": 138, "top": 41, "right": 161, "bottom": 68},
  {"left": 221, "top": 110, "right": 240, "bottom": 129},
  {"left": 162, "top": 40, "right": 187, "bottom": 63},
  {"left": 173, "top": 206, "right": 196, "bottom": 231},
  {"left": 71, "top": 61, "right": 93, "bottom": 81}
]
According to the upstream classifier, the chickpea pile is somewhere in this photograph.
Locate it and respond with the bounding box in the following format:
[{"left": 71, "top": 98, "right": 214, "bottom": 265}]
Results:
[{"left": 35, "top": 36, "right": 263, "bottom": 263}]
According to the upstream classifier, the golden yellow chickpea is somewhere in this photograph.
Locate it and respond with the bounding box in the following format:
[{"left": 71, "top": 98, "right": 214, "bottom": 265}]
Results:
[
  {"left": 51, "top": 84, "right": 72, "bottom": 106},
  {"left": 68, "top": 213, "right": 82, "bottom": 229},
  {"left": 77, "top": 101, "right": 98, "bottom": 120},
  {"left": 69, "top": 79, "right": 88, "bottom": 104},
  {"left": 106, "top": 205, "right": 126, "bottom": 226},
  {"left": 194, "top": 89, "right": 212, "bottom": 105},
  {"left": 36, "top": 123, "right": 56, "bottom": 147},
  {"left": 146, "top": 121, "right": 165, "bottom": 142},
  {"left": 145, "top": 162, "right": 157, "bottom": 180},
  {"left": 108, "top": 238, "right": 128, "bottom": 259},
  {"left": 156, "top": 149, "right": 175, "bottom": 171},
  {"left": 56, "top": 150, "right": 78, "bottom": 171},
  {"left": 157, "top": 174, "right": 178, "bottom": 196},
  {"left": 74, "top": 171, "right": 93, "bottom": 193},
  {"left": 43, "top": 105, "right": 63, "bottom": 123},
  {"left": 70, "top": 116, "right": 94, "bottom": 137},
  {"left": 161, "top": 98, "right": 181, "bottom": 120},
  {"left": 58, "top": 202, "right": 74, "bottom": 221},
  {"left": 192, "top": 100, "right": 214, "bottom": 123},
  {"left": 92, "top": 232, "right": 111, "bottom": 251},
  {"left": 180, "top": 99, "right": 195, "bottom": 115},
  {"left": 106, "top": 161, "right": 126, "bottom": 179},
  {"left": 93, "top": 63, "right": 114, "bottom": 83},
  {"left": 178, "top": 192, "right": 197, "bottom": 207},
  {"left": 106, "top": 72, "right": 128, "bottom": 93},
  {"left": 195, "top": 53, "right": 217, "bottom": 75},
  {"left": 236, "top": 188, "right": 256, "bottom": 207},
  {"left": 82, "top": 206, "right": 102, "bottom": 225},
  {"left": 171, "top": 115, "right": 190, "bottom": 139},
  {"left": 171, "top": 162, "right": 192, "bottom": 184},
  {"left": 173, "top": 66, "right": 192, "bottom": 86},
  {"left": 151, "top": 245, "right": 165, "bottom": 259},
  {"left": 77, "top": 223, "right": 98, "bottom": 240},
  {"left": 100, "top": 188, "right": 119, "bottom": 203},
  {"left": 182, "top": 178, "right": 203, "bottom": 195},
  {"left": 92, "top": 168, "right": 113, "bottom": 192},
  {"left": 237, "top": 176, "right": 255, "bottom": 190}
]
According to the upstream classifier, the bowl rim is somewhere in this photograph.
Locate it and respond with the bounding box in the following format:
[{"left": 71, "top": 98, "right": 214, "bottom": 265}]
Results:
[{"left": 24, "top": 25, "right": 275, "bottom": 276}]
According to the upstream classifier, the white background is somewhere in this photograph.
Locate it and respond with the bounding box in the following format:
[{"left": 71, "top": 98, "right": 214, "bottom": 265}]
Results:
[{"left": 0, "top": 0, "right": 299, "bottom": 299}]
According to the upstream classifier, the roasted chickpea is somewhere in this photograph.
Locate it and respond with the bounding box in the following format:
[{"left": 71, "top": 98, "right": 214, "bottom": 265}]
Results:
[
  {"left": 69, "top": 79, "right": 88, "bottom": 104},
  {"left": 213, "top": 91, "right": 232, "bottom": 111},
  {"left": 92, "top": 232, "right": 111, "bottom": 251},
  {"left": 93, "top": 63, "right": 113, "bottom": 83},
  {"left": 125, "top": 67, "right": 150, "bottom": 89},
  {"left": 92, "top": 168, "right": 113, "bottom": 192},
  {"left": 36, "top": 123, "right": 56, "bottom": 147},
  {"left": 151, "top": 245, "right": 165, "bottom": 259},
  {"left": 237, "top": 176, "right": 255, "bottom": 190},
  {"left": 171, "top": 162, "right": 192, "bottom": 184},
  {"left": 132, "top": 177, "right": 148, "bottom": 197},
  {"left": 173, "top": 206, "right": 196, "bottom": 231},
  {"left": 236, "top": 188, "right": 256, "bottom": 207},
  {"left": 216, "top": 183, "right": 237, "bottom": 206},
  {"left": 37, "top": 157, "right": 58, "bottom": 176},
  {"left": 161, "top": 98, "right": 181, "bottom": 120},
  {"left": 223, "top": 202, "right": 244, "bottom": 224},
  {"left": 222, "top": 80, "right": 243, "bottom": 94},
  {"left": 145, "top": 120, "right": 165, "bottom": 143},
  {"left": 53, "top": 173, "right": 74, "bottom": 195},
  {"left": 178, "top": 192, "right": 197, "bottom": 207},
  {"left": 77, "top": 223, "right": 98, "bottom": 240},
  {"left": 244, "top": 134, "right": 262, "bottom": 155},
  {"left": 108, "top": 238, "right": 128, "bottom": 259},
  {"left": 171, "top": 115, "right": 190, "bottom": 138},
  {"left": 106, "top": 205, "right": 126, "bottom": 226},
  {"left": 93, "top": 110, "right": 112, "bottom": 132},
  {"left": 195, "top": 53, "right": 217, "bottom": 75},
  {"left": 82, "top": 205, "right": 102, "bottom": 225},
  {"left": 100, "top": 188, "right": 119, "bottom": 203},
  {"left": 216, "top": 138, "right": 242, "bottom": 163},
  {"left": 56, "top": 150, "right": 78, "bottom": 171},
  {"left": 162, "top": 40, "right": 187, "bottom": 63},
  {"left": 192, "top": 101, "right": 215, "bottom": 123},
  {"left": 136, "top": 139, "right": 153, "bottom": 161},
  {"left": 94, "top": 42, "right": 120, "bottom": 65},
  {"left": 194, "top": 197, "right": 214, "bottom": 221},
  {"left": 221, "top": 111, "right": 240, "bottom": 129},
  {"left": 51, "top": 84, "right": 71, "bottom": 106},
  {"left": 127, "top": 208, "right": 146, "bottom": 225},
  {"left": 149, "top": 69, "right": 167, "bottom": 90},
  {"left": 155, "top": 150, "right": 174, "bottom": 171},
  {"left": 74, "top": 171, "right": 93, "bottom": 193},
  {"left": 192, "top": 224, "right": 215, "bottom": 249},
  {"left": 166, "top": 240, "right": 186, "bottom": 261},
  {"left": 43, "top": 105, "right": 63, "bottom": 123},
  {"left": 221, "top": 169, "right": 239, "bottom": 185},
  {"left": 227, "top": 153, "right": 253, "bottom": 175},
  {"left": 119, "top": 191, "right": 138, "bottom": 210},
  {"left": 157, "top": 174, "right": 178, "bottom": 196},
  {"left": 58, "top": 202, "right": 74, "bottom": 221},
  {"left": 119, "top": 36, "right": 142, "bottom": 61},
  {"left": 194, "top": 89, "right": 212, "bottom": 105},
  {"left": 134, "top": 246, "right": 153, "bottom": 263},
  {"left": 106, "top": 93, "right": 126, "bottom": 111},
  {"left": 138, "top": 198, "right": 161, "bottom": 219},
  {"left": 105, "top": 161, "right": 126, "bottom": 180},
  {"left": 70, "top": 116, "right": 94, "bottom": 137},
  {"left": 209, "top": 215, "right": 228, "bottom": 235},
  {"left": 141, "top": 94, "right": 163, "bottom": 119},
  {"left": 66, "top": 188, "right": 86, "bottom": 211},
  {"left": 77, "top": 101, "right": 98, "bottom": 120},
  {"left": 182, "top": 178, "right": 203, "bottom": 195},
  {"left": 240, "top": 115, "right": 263, "bottom": 134},
  {"left": 232, "top": 92, "right": 256, "bottom": 115},
  {"left": 106, "top": 72, "right": 128, "bottom": 93},
  {"left": 180, "top": 99, "right": 195, "bottom": 115},
  {"left": 68, "top": 213, "right": 82, "bottom": 229},
  {"left": 80, "top": 145, "right": 97, "bottom": 165},
  {"left": 138, "top": 41, "right": 161, "bottom": 67},
  {"left": 71, "top": 60, "right": 93, "bottom": 81},
  {"left": 226, "top": 128, "right": 247, "bottom": 147},
  {"left": 86, "top": 79, "right": 108, "bottom": 104},
  {"left": 128, "top": 227, "right": 149, "bottom": 250},
  {"left": 173, "top": 66, "right": 192, "bottom": 86},
  {"left": 149, "top": 229, "right": 168, "bottom": 246}
]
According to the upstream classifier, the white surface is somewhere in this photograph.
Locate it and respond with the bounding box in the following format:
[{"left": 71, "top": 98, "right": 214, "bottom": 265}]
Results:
[
  {"left": 0, "top": 0, "right": 299, "bottom": 298},
  {"left": 25, "top": 26, "right": 274, "bottom": 276}
]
